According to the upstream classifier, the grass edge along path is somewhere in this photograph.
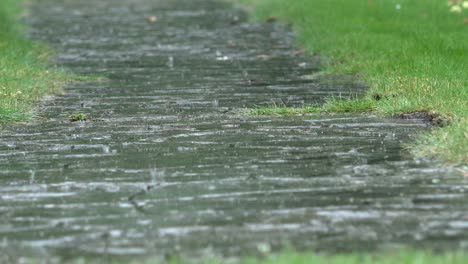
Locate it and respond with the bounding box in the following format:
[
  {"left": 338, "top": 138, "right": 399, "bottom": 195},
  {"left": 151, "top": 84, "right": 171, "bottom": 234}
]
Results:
[
  {"left": 238, "top": 0, "right": 468, "bottom": 165},
  {"left": 16, "top": 250, "right": 468, "bottom": 264},
  {"left": 0, "top": 0, "right": 73, "bottom": 124}
]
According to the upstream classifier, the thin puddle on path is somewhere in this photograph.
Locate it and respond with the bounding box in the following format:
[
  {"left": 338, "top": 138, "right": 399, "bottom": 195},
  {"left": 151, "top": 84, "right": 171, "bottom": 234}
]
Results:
[{"left": 0, "top": 0, "right": 467, "bottom": 261}]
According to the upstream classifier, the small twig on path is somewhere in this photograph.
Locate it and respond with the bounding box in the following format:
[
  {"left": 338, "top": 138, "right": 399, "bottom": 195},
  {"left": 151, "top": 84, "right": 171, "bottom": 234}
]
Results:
[{"left": 127, "top": 183, "right": 161, "bottom": 213}]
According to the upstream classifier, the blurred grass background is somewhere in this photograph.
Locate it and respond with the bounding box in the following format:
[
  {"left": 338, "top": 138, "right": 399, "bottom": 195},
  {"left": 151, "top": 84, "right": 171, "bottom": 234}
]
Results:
[{"left": 0, "top": 0, "right": 71, "bottom": 123}]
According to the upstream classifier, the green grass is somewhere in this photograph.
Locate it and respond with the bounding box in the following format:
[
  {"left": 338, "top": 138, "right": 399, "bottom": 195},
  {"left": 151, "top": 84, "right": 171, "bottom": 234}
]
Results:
[
  {"left": 0, "top": 0, "right": 72, "bottom": 123},
  {"left": 251, "top": 96, "right": 375, "bottom": 115},
  {"left": 16, "top": 250, "right": 468, "bottom": 264},
  {"left": 68, "top": 112, "right": 88, "bottom": 122},
  {"left": 240, "top": 251, "right": 468, "bottom": 264},
  {"left": 240, "top": 0, "right": 468, "bottom": 164}
]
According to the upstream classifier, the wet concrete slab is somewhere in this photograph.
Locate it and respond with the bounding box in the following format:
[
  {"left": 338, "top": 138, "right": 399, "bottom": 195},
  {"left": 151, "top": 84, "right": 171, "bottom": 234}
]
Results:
[{"left": 0, "top": 0, "right": 467, "bottom": 261}]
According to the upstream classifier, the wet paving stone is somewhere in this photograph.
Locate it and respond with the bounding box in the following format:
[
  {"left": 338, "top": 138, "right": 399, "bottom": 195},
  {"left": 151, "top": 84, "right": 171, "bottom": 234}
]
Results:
[{"left": 0, "top": 0, "right": 467, "bottom": 260}]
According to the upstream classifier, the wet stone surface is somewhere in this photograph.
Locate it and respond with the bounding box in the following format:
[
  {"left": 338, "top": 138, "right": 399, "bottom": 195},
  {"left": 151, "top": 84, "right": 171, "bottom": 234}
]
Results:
[{"left": 1, "top": 0, "right": 468, "bottom": 260}]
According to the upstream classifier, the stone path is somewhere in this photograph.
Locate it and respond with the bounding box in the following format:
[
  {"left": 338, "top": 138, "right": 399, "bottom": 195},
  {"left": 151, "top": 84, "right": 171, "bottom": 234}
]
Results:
[{"left": 0, "top": 0, "right": 467, "bottom": 261}]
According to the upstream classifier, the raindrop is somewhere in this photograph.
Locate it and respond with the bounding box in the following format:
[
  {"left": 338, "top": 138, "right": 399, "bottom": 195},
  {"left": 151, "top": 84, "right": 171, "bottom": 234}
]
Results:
[
  {"left": 102, "top": 145, "right": 110, "bottom": 153},
  {"left": 256, "top": 242, "right": 271, "bottom": 254},
  {"left": 150, "top": 168, "right": 166, "bottom": 184},
  {"left": 29, "top": 170, "right": 35, "bottom": 184},
  {"left": 167, "top": 56, "right": 174, "bottom": 69}
]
